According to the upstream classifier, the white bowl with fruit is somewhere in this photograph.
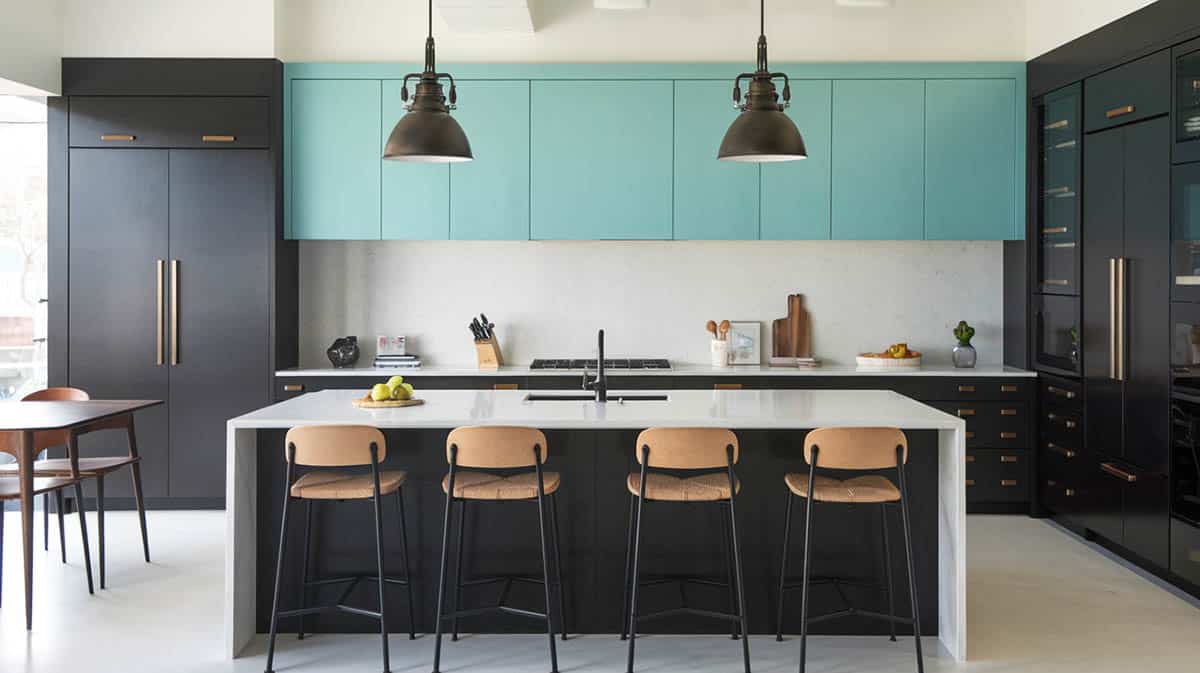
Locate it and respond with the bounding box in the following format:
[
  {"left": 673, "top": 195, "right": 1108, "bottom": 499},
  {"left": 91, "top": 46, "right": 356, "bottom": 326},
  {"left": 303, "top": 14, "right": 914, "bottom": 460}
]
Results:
[
  {"left": 352, "top": 376, "right": 424, "bottom": 408},
  {"left": 856, "top": 343, "right": 922, "bottom": 369}
]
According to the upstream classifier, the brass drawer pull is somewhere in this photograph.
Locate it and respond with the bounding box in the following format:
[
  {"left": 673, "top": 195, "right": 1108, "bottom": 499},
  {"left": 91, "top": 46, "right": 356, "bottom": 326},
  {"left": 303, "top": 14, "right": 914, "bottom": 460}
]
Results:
[
  {"left": 1043, "top": 279, "right": 1071, "bottom": 286},
  {"left": 1042, "top": 227, "right": 1068, "bottom": 235},
  {"left": 494, "top": 383, "right": 519, "bottom": 390},
  {"left": 282, "top": 383, "right": 304, "bottom": 392},
  {"left": 1000, "top": 431, "right": 1018, "bottom": 439},
  {"left": 1001, "top": 455, "right": 1019, "bottom": 463},
  {"left": 714, "top": 383, "right": 743, "bottom": 390},
  {"left": 957, "top": 385, "right": 976, "bottom": 393},
  {"left": 202, "top": 135, "right": 236, "bottom": 142},
  {"left": 966, "top": 454, "right": 976, "bottom": 462},
  {"left": 1001, "top": 479, "right": 1018, "bottom": 487},
  {"left": 1046, "top": 385, "right": 1076, "bottom": 399},
  {"left": 966, "top": 479, "right": 976, "bottom": 487},
  {"left": 1000, "top": 384, "right": 1018, "bottom": 393},
  {"left": 1100, "top": 462, "right": 1137, "bottom": 483},
  {"left": 1105, "top": 104, "right": 1135, "bottom": 119},
  {"left": 1044, "top": 119, "right": 1069, "bottom": 130},
  {"left": 1001, "top": 408, "right": 1018, "bottom": 416},
  {"left": 1047, "top": 412, "right": 1077, "bottom": 429},
  {"left": 957, "top": 408, "right": 975, "bottom": 417},
  {"left": 101, "top": 134, "right": 135, "bottom": 141},
  {"left": 965, "top": 431, "right": 975, "bottom": 439},
  {"left": 1046, "top": 442, "right": 1075, "bottom": 459},
  {"left": 1044, "top": 186, "right": 1071, "bottom": 196},
  {"left": 1065, "top": 488, "right": 1076, "bottom": 497}
]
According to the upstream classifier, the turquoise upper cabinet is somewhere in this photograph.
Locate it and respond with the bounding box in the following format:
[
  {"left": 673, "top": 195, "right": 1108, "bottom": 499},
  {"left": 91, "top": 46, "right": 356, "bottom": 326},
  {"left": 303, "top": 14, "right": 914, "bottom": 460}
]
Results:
[
  {"left": 925, "top": 79, "right": 1018, "bottom": 239},
  {"left": 831, "top": 80, "right": 925, "bottom": 240},
  {"left": 673, "top": 81, "right": 760, "bottom": 239},
  {"left": 530, "top": 80, "right": 673, "bottom": 240},
  {"left": 449, "top": 80, "right": 531, "bottom": 240},
  {"left": 289, "top": 79, "right": 382, "bottom": 239},
  {"left": 381, "top": 80, "right": 450, "bottom": 239},
  {"left": 760, "top": 80, "right": 833, "bottom": 239}
]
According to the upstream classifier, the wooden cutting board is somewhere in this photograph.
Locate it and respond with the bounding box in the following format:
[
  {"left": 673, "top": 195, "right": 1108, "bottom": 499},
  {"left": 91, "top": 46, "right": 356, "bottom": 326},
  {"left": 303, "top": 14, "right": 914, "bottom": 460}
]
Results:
[{"left": 352, "top": 396, "right": 425, "bottom": 409}]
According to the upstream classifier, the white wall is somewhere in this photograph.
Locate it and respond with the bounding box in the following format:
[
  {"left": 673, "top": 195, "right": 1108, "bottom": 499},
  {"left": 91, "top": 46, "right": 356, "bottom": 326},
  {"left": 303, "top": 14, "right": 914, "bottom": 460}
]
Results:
[
  {"left": 299, "top": 240, "right": 1003, "bottom": 368},
  {"left": 1025, "top": 0, "right": 1158, "bottom": 59},
  {"left": 62, "top": 0, "right": 276, "bottom": 57},
  {"left": 0, "top": 0, "right": 61, "bottom": 95}
]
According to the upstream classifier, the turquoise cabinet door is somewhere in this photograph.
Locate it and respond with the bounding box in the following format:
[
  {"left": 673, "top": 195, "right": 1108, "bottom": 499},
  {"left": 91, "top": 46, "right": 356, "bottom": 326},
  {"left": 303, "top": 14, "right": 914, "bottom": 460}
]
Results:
[
  {"left": 289, "top": 79, "right": 381, "bottom": 239},
  {"left": 760, "top": 80, "right": 833, "bottom": 239},
  {"left": 381, "top": 80, "right": 450, "bottom": 239},
  {"left": 449, "top": 80, "right": 530, "bottom": 239},
  {"left": 530, "top": 80, "right": 673, "bottom": 240},
  {"left": 925, "top": 79, "right": 1017, "bottom": 239},
  {"left": 673, "top": 81, "right": 759, "bottom": 239},
  {"left": 831, "top": 80, "right": 925, "bottom": 240}
]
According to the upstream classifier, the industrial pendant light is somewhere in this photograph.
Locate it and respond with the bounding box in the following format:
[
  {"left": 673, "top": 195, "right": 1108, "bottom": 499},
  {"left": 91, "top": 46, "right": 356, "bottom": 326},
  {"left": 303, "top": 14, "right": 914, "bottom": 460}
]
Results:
[
  {"left": 717, "top": 0, "right": 806, "bottom": 162},
  {"left": 383, "top": 0, "right": 473, "bottom": 162}
]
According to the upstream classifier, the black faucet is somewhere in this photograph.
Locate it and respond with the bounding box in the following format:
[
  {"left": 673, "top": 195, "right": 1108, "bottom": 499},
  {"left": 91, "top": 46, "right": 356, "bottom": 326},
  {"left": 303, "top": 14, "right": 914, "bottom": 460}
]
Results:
[{"left": 583, "top": 329, "right": 608, "bottom": 402}]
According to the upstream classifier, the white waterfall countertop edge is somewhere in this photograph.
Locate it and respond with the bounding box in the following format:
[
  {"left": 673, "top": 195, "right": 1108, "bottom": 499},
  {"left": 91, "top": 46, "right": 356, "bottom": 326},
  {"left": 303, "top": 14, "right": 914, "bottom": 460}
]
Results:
[
  {"left": 276, "top": 364, "right": 1036, "bottom": 378},
  {"left": 224, "top": 389, "right": 968, "bottom": 664}
]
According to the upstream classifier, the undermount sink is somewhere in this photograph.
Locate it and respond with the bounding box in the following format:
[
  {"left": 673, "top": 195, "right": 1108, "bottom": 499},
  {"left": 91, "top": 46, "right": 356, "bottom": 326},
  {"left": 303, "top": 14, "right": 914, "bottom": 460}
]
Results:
[{"left": 524, "top": 393, "right": 669, "bottom": 402}]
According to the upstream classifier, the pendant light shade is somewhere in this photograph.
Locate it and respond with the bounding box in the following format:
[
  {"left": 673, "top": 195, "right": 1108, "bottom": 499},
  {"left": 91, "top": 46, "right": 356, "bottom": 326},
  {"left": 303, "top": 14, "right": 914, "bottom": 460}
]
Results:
[
  {"left": 383, "top": 0, "right": 473, "bottom": 162},
  {"left": 718, "top": 1, "right": 806, "bottom": 162}
]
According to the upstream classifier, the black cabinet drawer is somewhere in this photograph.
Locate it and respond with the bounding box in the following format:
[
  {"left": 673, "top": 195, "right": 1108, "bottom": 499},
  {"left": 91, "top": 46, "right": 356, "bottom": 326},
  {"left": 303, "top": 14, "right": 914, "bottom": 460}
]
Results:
[
  {"left": 922, "top": 378, "right": 1030, "bottom": 401},
  {"left": 1084, "top": 50, "right": 1170, "bottom": 132},
  {"left": 1039, "top": 375, "right": 1082, "bottom": 410},
  {"left": 966, "top": 449, "right": 1028, "bottom": 502},
  {"left": 70, "top": 97, "right": 270, "bottom": 148},
  {"left": 1171, "top": 517, "right": 1200, "bottom": 587},
  {"left": 1042, "top": 407, "right": 1082, "bottom": 448},
  {"left": 932, "top": 402, "right": 1028, "bottom": 448},
  {"left": 1119, "top": 465, "right": 1170, "bottom": 568}
]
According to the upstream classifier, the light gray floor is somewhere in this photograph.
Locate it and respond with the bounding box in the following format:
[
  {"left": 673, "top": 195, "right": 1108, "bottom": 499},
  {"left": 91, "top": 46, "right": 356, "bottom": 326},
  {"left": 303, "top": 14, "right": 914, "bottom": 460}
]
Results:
[{"left": 1, "top": 511, "right": 1198, "bottom": 672}]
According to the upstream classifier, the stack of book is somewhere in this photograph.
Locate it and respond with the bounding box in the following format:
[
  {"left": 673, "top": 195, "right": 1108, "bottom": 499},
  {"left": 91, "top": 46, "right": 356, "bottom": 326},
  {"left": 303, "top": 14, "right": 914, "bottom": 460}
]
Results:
[{"left": 373, "top": 354, "right": 422, "bottom": 369}]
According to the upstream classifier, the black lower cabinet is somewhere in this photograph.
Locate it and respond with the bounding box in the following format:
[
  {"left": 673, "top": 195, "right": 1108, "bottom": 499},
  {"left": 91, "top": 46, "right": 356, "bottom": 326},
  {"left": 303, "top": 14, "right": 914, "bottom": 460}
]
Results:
[{"left": 1172, "top": 518, "right": 1200, "bottom": 588}]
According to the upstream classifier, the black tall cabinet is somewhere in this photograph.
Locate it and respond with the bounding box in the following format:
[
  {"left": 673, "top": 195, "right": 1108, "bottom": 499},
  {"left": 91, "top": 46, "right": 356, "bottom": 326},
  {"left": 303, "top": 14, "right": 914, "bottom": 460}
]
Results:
[{"left": 50, "top": 60, "right": 297, "bottom": 507}]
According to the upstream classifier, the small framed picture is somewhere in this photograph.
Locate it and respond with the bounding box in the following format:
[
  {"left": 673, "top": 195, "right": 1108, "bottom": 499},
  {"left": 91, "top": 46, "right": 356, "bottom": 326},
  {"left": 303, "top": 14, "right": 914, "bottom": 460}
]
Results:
[{"left": 728, "top": 322, "right": 761, "bottom": 365}]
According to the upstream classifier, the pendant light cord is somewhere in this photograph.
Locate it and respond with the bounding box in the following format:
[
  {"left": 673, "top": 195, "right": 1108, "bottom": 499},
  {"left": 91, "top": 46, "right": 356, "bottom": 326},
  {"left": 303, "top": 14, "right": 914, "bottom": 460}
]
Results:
[
  {"left": 428, "top": 0, "right": 433, "bottom": 39},
  {"left": 760, "top": 0, "right": 764, "bottom": 38}
]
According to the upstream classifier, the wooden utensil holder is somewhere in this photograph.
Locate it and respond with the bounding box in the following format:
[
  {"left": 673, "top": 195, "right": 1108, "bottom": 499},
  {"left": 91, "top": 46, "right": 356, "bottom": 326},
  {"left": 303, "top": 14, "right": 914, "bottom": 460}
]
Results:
[{"left": 475, "top": 336, "right": 503, "bottom": 370}]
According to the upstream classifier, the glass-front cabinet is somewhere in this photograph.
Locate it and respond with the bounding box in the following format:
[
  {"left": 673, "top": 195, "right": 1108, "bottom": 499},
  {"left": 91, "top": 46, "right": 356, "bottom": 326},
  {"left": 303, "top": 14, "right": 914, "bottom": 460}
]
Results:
[
  {"left": 1174, "top": 36, "right": 1200, "bottom": 164},
  {"left": 1034, "top": 294, "right": 1081, "bottom": 375},
  {"left": 1174, "top": 162, "right": 1200, "bottom": 302},
  {"left": 1037, "top": 84, "right": 1081, "bottom": 295}
]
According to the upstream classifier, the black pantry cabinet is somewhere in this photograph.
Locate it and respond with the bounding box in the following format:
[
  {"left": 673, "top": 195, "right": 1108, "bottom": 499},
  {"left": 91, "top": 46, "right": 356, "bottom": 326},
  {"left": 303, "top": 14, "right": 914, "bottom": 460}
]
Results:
[{"left": 49, "top": 59, "right": 298, "bottom": 508}]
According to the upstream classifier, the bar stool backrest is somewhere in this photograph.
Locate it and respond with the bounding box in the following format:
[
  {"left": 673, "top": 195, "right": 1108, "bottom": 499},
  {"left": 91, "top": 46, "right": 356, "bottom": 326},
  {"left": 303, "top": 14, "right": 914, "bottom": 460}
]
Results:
[
  {"left": 19, "top": 387, "right": 90, "bottom": 450},
  {"left": 446, "top": 426, "right": 548, "bottom": 467},
  {"left": 803, "top": 427, "right": 908, "bottom": 469},
  {"left": 635, "top": 427, "right": 739, "bottom": 468},
  {"left": 285, "top": 425, "right": 387, "bottom": 466}
]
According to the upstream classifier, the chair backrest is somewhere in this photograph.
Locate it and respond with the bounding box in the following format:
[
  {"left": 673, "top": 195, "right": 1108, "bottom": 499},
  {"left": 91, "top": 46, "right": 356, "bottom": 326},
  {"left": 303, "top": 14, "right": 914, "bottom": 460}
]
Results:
[
  {"left": 284, "top": 425, "right": 386, "bottom": 466},
  {"left": 446, "top": 426, "right": 547, "bottom": 468},
  {"left": 802, "top": 427, "right": 908, "bottom": 470},
  {"left": 635, "top": 427, "right": 739, "bottom": 469},
  {"left": 5, "top": 387, "right": 93, "bottom": 454},
  {"left": 23, "top": 387, "right": 89, "bottom": 402}
]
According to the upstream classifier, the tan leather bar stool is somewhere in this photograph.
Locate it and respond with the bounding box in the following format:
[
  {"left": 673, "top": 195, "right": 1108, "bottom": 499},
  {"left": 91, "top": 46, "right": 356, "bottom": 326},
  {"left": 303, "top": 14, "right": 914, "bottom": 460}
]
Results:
[
  {"left": 623, "top": 427, "right": 751, "bottom": 673},
  {"left": 264, "top": 425, "right": 415, "bottom": 673},
  {"left": 775, "top": 427, "right": 924, "bottom": 673},
  {"left": 432, "top": 426, "right": 565, "bottom": 673}
]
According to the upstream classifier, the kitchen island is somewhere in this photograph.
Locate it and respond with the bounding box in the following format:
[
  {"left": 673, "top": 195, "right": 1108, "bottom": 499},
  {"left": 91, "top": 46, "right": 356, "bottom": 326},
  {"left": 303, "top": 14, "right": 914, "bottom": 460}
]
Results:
[{"left": 225, "top": 388, "right": 967, "bottom": 660}]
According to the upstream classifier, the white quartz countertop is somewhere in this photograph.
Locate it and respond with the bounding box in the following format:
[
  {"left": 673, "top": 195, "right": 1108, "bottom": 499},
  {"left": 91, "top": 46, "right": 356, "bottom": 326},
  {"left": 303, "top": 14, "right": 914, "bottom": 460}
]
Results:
[
  {"left": 276, "top": 364, "right": 1036, "bottom": 378},
  {"left": 230, "top": 388, "right": 966, "bottom": 431}
]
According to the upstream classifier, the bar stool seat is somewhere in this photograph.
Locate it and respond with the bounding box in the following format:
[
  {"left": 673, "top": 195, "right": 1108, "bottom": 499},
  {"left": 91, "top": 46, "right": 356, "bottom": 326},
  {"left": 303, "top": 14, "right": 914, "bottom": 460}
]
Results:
[
  {"left": 441, "top": 470, "right": 561, "bottom": 499},
  {"left": 626, "top": 471, "right": 741, "bottom": 502},
  {"left": 0, "top": 456, "right": 140, "bottom": 477},
  {"left": 290, "top": 470, "right": 407, "bottom": 499},
  {"left": 784, "top": 473, "right": 899, "bottom": 503},
  {"left": 0, "top": 476, "right": 81, "bottom": 498}
]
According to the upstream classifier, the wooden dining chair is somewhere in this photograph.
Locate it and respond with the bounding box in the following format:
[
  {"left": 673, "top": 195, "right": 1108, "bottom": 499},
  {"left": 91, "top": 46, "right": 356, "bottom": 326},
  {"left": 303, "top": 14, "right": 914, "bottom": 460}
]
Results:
[
  {"left": 0, "top": 387, "right": 150, "bottom": 588},
  {"left": 0, "top": 421, "right": 96, "bottom": 615}
]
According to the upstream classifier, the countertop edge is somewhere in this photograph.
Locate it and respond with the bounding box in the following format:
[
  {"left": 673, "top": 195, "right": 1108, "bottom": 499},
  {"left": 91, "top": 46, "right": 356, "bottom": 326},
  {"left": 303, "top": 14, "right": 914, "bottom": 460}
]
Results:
[{"left": 276, "top": 365, "right": 1037, "bottom": 378}]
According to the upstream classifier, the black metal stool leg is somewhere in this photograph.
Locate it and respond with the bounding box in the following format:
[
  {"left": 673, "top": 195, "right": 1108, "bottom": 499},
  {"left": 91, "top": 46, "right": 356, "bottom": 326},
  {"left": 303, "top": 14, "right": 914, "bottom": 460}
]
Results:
[
  {"left": 798, "top": 460, "right": 817, "bottom": 673},
  {"left": 395, "top": 487, "right": 416, "bottom": 640},
  {"left": 533, "top": 459, "right": 559, "bottom": 673},
  {"left": 297, "top": 500, "right": 313, "bottom": 640},
  {"left": 896, "top": 457, "right": 924, "bottom": 673},
  {"left": 881, "top": 503, "right": 897, "bottom": 642},
  {"left": 369, "top": 463, "right": 391, "bottom": 673},
  {"left": 97, "top": 475, "right": 106, "bottom": 589},
  {"left": 550, "top": 492, "right": 568, "bottom": 640},
  {"left": 431, "top": 461, "right": 457, "bottom": 673},
  {"left": 619, "top": 493, "right": 635, "bottom": 641},
  {"left": 625, "top": 491, "right": 646, "bottom": 673},
  {"left": 776, "top": 490, "right": 794, "bottom": 642},
  {"left": 451, "top": 499, "right": 466, "bottom": 641},
  {"left": 55, "top": 489, "right": 66, "bottom": 564},
  {"left": 72, "top": 482, "right": 94, "bottom": 595},
  {"left": 264, "top": 453, "right": 295, "bottom": 673},
  {"left": 726, "top": 457, "right": 751, "bottom": 673},
  {"left": 719, "top": 501, "right": 739, "bottom": 640}
]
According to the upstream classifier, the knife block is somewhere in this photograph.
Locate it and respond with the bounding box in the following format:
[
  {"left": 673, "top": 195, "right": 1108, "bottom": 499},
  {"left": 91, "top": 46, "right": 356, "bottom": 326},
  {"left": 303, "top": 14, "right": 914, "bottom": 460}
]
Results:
[{"left": 475, "top": 336, "right": 503, "bottom": 370}]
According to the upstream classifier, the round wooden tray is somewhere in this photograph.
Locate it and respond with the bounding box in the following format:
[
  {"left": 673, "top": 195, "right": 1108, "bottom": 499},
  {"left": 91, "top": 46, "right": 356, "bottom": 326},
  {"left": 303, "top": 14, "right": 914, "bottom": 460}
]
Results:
[
  {"left": 855, "top": 354, "right": 922, "bottom": 369},
  {"left": 352, "top": 396, "right": 425, "bottom": 409}
]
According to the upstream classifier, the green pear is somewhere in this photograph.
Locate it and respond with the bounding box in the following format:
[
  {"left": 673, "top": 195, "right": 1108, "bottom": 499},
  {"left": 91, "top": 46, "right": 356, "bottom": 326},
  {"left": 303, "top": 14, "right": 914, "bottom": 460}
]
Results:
[
  {"left": 386, "top": 375, "right": 405, "bottom": 390},
  {"left": 370, "top": 383, "right": 392, "bottom": 401},
  {"left": 391, "top": 384, "right": 412, "bottom": 401}
]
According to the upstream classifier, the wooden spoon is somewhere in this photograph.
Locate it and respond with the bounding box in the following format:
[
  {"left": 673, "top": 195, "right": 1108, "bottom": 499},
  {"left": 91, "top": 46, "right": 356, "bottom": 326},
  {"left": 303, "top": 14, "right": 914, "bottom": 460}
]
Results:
[
  {"left": 718, "top": 320, "right": 731, "bottom": 341},
  {"left": 706, "top": 320, "right": 718, "bottom": 340}
]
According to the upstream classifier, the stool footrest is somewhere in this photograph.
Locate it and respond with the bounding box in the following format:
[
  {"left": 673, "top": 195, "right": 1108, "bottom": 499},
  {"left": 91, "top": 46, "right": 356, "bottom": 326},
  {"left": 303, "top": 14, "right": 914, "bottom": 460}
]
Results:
[
  {"left": 276, "top": 603, "right": 384, "bottom": 621},
  {"left": 639, "top": 574, "right": 729, "bottom": 589},
  {"left": 805, "top": 606, "right": 914, "bottom": 627},
  {"left": 780, "top": 576, "right": 885, "bottom": 593},
  {"left": 461, "top": 574, "right": 544, "bottom": 587},
  {"left": 635, "top": 606, "right": 740, "bottom": 624},
  {"left": 306, "top": 573, "right": 411, "bottom": 588},
  {"left": 439, "top": 605, "right": 549, "bottom": 622}
]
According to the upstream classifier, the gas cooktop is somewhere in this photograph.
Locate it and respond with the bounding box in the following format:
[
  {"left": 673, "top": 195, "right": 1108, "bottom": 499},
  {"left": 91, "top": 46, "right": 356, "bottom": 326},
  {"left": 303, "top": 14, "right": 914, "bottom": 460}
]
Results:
[{"left": 529, "top": 358, "right": 672, "bottom": 370}]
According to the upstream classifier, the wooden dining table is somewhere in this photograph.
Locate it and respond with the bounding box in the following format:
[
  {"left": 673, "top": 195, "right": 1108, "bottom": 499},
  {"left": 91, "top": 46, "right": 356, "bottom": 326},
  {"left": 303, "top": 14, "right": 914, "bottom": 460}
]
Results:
[{"left": 0, "top": 399, "right": 161, "bottom": 629}]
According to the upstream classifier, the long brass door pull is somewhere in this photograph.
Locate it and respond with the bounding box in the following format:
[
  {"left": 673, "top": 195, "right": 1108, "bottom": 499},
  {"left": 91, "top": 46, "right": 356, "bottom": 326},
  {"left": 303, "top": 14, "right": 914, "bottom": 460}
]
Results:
[
  {"left": 170, "top": 259, "right": 180, "bottom": 365},
  {"left": 155, "top": 259, "right": 164, "bottom": 365}
]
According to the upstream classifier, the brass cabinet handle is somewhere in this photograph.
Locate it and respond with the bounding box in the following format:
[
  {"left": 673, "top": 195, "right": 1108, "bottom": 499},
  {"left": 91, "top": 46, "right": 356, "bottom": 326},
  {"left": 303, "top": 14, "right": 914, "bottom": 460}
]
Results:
[
  {"left": 1047, "top": 413, "right": 1078, "bottom": 429},
  {"left": 1100, "top": 462, "right": 1137, "bottom": 482},
  {"left": 1000, "top": 431, "right": 1018, "bottom": 439},
  {"left": 1000, "top": 384, "right": 1018, "bottom": 393},
  {"left": 965, "top": 479, "right": 976, "bottom": 487},
  {"left": 1044, "top": 186, "right": 1071, "bottom": 196},
  {"left": 1116, "top": 258, "right": 1126, "bottom": 382},
  {"left": 1001, "top": 479, "right": 1018, "bottom": 487},
  {"left": 1105, "top": 104, "right": 1135, "bottom": 119},
  {"left": 1046, "top": 385, "right": 1076, "bottom": 399},
  {"left": 1043, "top": 226, "right": 1069, "bottom": 235},
  {"left": 1001, "top": 408, "right": 1018, "bottom": 416},
  {"left": 957, "top": 385, "right": 976, "bottom": 393},
  {"left": 101, "top": 134, "right": 135, "bottom": 141},
  {"left": 1001, "top": 455, "right": 1019, "bottom": 463},
  {"left": 966, "top": 454, "right": 976, "bottom": 462},
  {"left": 494, "top": 383, "right": 519, "bottom": 390},
  {"left": 1109, "top": 257, "right": 1117, "bottom": 379},
  {"left": 1065, "top": 488, "right": 1076, "bottom": 497},
  {"left": 957, "top": 408, "right": 975, "bottom": 417},
  {"left": 1044, "top": 119, "right": 1069, "bottom": 130},
  {"left": 282, "top": 384, "right": 304, "bottom": 392},
  {"left": 715, "top": 383, "right": 743, "bottom": 390},
  {"left": 202, "top": 135, "right": 236, "bottom": 142},
  {"left": 170, "top": 259, "right": 179, "bottom": 366},
  {"left": 965, "top": 431, "right": 975, "bottom": 439},
  {"left": 1046, "top": 442, "right": 1076, "bottom": 459},
  {"left": 1043, "top": 279, "right": 1070, "bottom": 286},
  {"left": 155, "top": 259, "right": 164, "bottom": 366}
]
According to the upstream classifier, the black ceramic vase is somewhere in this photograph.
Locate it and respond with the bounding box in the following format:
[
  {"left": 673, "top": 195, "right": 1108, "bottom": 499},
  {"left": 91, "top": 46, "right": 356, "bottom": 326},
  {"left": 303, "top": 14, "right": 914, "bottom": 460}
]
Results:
[{"left": 326, "top": 336, "right": 360, "bottom": 368}]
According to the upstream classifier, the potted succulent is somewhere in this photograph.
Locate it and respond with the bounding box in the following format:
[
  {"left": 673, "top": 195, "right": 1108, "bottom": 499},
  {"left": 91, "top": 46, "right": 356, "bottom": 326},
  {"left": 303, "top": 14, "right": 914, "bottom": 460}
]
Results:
[{"left": 952, "top": 321, "right": 977, "bottom": 368}]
